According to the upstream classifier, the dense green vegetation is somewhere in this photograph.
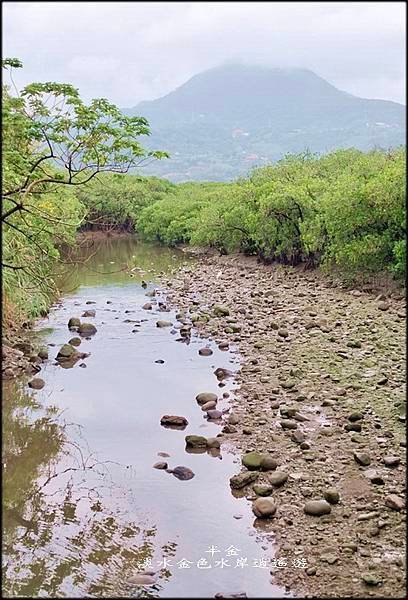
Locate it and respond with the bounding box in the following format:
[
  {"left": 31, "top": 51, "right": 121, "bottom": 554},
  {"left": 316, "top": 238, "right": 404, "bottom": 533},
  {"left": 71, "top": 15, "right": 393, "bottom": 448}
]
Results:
[
  {"left": 136, "top": 148, "right": 406, "bottom": 280},
  {"left": 2, "top": 60, "right": 405, "bottom": 329},
  {"left": 77, "top": 147, "right": 405, "bottom": 281},
  {"left": 75, "top": 173, "right": 175, "bottom": 232},
  {"left": 2, "top": 59, "right": 166, "bottom": 323}
]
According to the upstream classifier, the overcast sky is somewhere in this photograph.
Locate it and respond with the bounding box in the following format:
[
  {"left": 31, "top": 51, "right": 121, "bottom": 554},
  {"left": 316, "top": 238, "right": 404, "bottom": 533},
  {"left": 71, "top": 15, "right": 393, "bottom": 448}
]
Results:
[{"left": 2, "top": 1, "right": 406, "bottom": 107}]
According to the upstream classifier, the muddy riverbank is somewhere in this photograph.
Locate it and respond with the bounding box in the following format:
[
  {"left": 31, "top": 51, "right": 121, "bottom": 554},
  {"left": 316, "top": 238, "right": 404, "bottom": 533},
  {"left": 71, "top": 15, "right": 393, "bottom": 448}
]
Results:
[
  {"left": 160, "top": 251, "right": 406, "bottom": 598},
  {"left": 2, "top": 237, "right": 406, "bottom": 598}
]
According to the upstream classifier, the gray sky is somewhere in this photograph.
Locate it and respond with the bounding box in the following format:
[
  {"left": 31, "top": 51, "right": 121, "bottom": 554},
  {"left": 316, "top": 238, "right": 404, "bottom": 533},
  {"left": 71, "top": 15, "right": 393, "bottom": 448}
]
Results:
[{"left": 2, "top": 1, "right": 406, "bottom": 107}]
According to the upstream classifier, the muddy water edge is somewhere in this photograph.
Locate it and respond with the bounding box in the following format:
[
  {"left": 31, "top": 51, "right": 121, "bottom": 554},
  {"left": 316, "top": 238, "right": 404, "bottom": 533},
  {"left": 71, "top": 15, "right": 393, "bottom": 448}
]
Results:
[
  {"left": 163, "top": 251, "right": 406, "bottom": 599},
  {"left": 2, "top": 235, "right": 288, "bottom": 598}
]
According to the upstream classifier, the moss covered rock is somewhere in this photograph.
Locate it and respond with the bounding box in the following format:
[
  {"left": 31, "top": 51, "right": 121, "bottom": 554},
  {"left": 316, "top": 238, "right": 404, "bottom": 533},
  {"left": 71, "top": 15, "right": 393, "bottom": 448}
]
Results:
[{"left": 242, "top": 451, "right": 263, "bottom": 470}]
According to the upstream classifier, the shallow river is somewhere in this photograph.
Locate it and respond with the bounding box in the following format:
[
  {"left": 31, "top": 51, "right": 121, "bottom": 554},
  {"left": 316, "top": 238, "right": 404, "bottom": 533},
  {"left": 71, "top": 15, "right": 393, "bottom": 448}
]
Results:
[{"left": 2, "top": 236, "right": 287, "bottom": 598}]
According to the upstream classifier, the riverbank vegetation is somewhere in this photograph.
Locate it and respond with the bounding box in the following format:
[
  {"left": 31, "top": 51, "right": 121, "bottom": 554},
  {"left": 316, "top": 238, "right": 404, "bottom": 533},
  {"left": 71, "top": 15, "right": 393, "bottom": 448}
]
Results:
[
  {"left": 77, "top": 146, "right": 405, "bottom": 281},
  {"left": 2, "top": 59, "right": 406, "bottom": 328},
  {"left": 136, "top": 148, "right": 406, "bottom": 281},
  {"left": 2, "top": 58, "right": 167, "bottom": 324}
]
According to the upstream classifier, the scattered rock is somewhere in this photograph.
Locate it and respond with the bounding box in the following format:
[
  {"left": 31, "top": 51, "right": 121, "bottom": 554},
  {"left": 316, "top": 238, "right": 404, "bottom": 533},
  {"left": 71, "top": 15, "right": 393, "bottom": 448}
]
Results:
[
  {"left": 214, "top": 367, "right": 233, "bottom": 380},
  {"left": 56, "top": 344, "right": 76, "bottom": 359},
  {"left": 228, "top": 413, "right": 240, "bottom": 425},
  {"left": 345, "top": 422, "right": 362, "bottom": 432},
  {"left": 142, "top": 303, "right": 152, "bottom": 310},
  {"left": 185, "top": 435, "right": 207, "bottom": 447},
  {"left": 222, "top": 424, "right": 238, "bottom": 434},
  {"left": 213, "top": 305, "right": 230, "bottom": 317},
  {"left": 199, "top": 348, "right": 213, "bottom": 356},
  {"left": 383, "top": 455, "right": 400, "bottom": 467},
  {"left": 253, "top": 484, "right": 273, "bottom": 496},
  {"left": 269, "top": 471, "right": 288, "bottom": 487},
  {"left": 207, "top": 409, "right": 223, "bottom": 420},
  {"left": 218, "top": 341, "right": 229, "bottom": 350},
  {"left": 156, "top": 320, "right": 172, "bottom": 328},
  {"left": 353, "top": 451, "right": 371, "bottom": 466},
  {"left": 281, "top": 380, "right": 296, "bottom": 390},
  {"left": 201, "top": 400, "right": 217, "bottom": 411},
  {"left": 320, "top": 553, "right": 338, "bottom": 565},
  {"left": 78, "top": 323, "right": 97, "bottom": 336},
  {"left": 252, "top": 498, "right": 277, "bottom": 518},
  {"left": 153, "top": 462, "right": 168, "bottom": 469},
  {"left": 280, "top": 419, "right": 298, "bottom": 430},
  {"left": 28, "top": 378, "right": 45, "bottom": 390},
  {"left": 169, "top": 466, "right": 195, "bottom": 480},
  {"left": 242, "top": 451, "right": 263, "bottom": 470},
  {"left": 160, "top": 415, "right": 188, "bottom": 429},
  {"left": 291, "top": 430, "right": 306, "bottom": 444},
  {"left": 347, "top": 340, "right": 361, "bottom": 348},
  {"left": 384, "top": 494, "right": 405, "bottom": 511},
  {"left": 230, "top": 471, "right": 259, "bottom": 489},
  {"left": 196, "top": 392, "right": 218, "bottom": 405},
  {"left": 68, "top": 317, "right": 81, "bottom": 329},
  {"left": 348, "top": 412, "right": 363, "bottom": 422},
  {"left": 364, "top": 469, "right": 384, "bottom": 485},
  {"left": 304, "top": 500, "right": 332, "bottom": 516},
  {"left": 260, "top": 456, "right": 278, "bottom": 471},
  {"left": 68, "top": 337, "right": 81, "bottom": 346},
  {"left": 206, "top": 437, "right": 221, "bottom": 449},
  {"left": 323, "top": 488, "right": 340, "bottom": 504},
  {"left": 361, "top": 573, "right": 382, "bottom": 586},
  {"left": 82, "top": 309, "right": 95, "bottom": 317}
]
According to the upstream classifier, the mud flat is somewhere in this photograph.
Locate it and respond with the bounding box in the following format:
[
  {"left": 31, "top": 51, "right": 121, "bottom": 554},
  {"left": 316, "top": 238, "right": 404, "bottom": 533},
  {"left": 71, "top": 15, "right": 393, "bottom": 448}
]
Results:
[{"left": 163, "top": 252, "right": 406, "bottom": 598}]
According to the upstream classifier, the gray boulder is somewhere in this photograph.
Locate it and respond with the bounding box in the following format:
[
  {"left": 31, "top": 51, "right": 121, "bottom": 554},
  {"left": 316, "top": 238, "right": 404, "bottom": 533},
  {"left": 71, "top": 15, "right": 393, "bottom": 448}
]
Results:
[
  {"left": 160, "top": 415, "right": 188, "bottom": 428},
  {"left": 78, "top": 323, "right": 97, "bottom": 336},
  {"left": 196, "top": 392, "right": 218, "bottom": 405},
  {"left": 68, "top": 317, "right": 81, "bottom": 329},
  {"left": 169, "top": 466, "right": 195, "bottom": 480}
]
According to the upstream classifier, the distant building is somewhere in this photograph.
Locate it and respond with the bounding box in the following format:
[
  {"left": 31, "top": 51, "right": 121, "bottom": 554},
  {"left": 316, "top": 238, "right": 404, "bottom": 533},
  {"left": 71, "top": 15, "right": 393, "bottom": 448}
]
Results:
[{"left": 232, "top": 128, "right": 250, "bottom": 138}]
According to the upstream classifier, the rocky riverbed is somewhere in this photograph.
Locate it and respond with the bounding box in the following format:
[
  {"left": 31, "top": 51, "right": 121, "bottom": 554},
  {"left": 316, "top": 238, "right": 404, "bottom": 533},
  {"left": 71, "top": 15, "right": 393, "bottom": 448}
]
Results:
[
  {"left": 161, "top": 251, "right": 406, "bottom": 598},
  {"left": 2, "top": 331, "right": 46, "bottom": 380},
  {"left": 2, "top": 243, "right": 406, "bottom": 598}
]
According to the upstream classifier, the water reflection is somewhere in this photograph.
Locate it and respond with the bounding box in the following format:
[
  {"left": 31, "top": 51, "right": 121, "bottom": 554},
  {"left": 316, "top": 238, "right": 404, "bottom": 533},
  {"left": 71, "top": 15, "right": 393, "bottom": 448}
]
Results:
[
  {"left": 3, "top": 236, "right": 284, "bottom": 598},
  {"left": 2, "top": 381, "right": 173, "bottom": 598},
  {"left": 58, "top": 234, "right": 190, "bottom": 292}
]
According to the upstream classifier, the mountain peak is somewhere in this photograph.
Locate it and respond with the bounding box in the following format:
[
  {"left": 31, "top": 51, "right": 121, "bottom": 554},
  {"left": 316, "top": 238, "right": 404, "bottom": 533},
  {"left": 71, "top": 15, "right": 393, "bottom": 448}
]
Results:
[
  {"left": 126, "top": 64, "right": 405, "bottom": 182},
  {"left": 136, "top": 64, "right": 343, "bottom": 115}
]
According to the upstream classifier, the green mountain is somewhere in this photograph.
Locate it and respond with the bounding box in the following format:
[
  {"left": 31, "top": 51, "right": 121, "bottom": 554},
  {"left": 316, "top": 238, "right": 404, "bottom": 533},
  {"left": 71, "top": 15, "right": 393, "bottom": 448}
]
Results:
[{"left": 124, "top": 64, "right": 405, "bottom": 182}]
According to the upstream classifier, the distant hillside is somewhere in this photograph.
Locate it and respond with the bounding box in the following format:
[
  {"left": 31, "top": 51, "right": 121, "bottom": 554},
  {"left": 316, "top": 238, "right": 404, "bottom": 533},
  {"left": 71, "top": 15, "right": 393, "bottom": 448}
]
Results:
[{"left": 124, "top": 64, "right": 406, "bottom": 182}]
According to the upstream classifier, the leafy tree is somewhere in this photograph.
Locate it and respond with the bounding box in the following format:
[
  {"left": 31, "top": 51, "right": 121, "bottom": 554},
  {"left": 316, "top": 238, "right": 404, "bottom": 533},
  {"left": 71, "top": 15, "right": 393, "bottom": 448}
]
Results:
[
  {"left": 75, "top": 173, "right": 175, "bottom": 232},
  {"left": 136, "top": 147, "right": 406, "bottom": 281},
  {"left": 2, "top": 58, "right": 168, "bottom": 320}
]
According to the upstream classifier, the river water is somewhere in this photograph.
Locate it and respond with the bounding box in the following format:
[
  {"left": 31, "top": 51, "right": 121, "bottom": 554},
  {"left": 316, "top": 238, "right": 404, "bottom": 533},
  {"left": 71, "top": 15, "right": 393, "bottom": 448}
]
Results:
[{"left": 2, "top": 236, "right": 287, "bottom": 598}]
